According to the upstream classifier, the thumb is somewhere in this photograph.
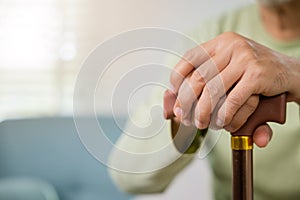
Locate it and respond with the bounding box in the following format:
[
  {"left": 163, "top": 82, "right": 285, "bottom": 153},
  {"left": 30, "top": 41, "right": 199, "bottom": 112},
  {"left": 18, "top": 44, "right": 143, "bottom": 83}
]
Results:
[
  {"left": 163, "top": 90, "right": 176, "bottom": 119},
  {"left": 253, "top": 123, "right": 273, "bottom": 148}
]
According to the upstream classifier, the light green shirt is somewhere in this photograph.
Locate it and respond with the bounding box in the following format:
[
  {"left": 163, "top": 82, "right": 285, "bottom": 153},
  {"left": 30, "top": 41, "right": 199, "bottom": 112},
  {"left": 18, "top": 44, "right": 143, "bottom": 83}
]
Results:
[{"left": 109, "top": 4, "right": 300, "bottom": 200}]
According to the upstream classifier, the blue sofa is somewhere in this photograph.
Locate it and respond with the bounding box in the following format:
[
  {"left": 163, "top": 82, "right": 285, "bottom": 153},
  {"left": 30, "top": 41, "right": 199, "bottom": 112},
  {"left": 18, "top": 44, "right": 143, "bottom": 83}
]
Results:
[{"left": 0, "top": 116, "right": 132, "bottom": 200}]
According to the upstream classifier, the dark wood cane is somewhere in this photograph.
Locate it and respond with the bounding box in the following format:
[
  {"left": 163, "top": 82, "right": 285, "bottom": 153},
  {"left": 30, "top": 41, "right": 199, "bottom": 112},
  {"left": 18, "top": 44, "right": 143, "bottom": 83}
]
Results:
[
  {"left": 163, "top": 91, "right": 286, "bottom": 200},
  {"left": 231, "top": 94, "right": 286, "bottom": 200}
]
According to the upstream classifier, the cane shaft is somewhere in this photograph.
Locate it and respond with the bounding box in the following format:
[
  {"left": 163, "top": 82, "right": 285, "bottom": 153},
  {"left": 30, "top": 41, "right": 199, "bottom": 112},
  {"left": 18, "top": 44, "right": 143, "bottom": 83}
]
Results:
[
  {"left": 163, "top": 90, "right": 286, "bottom": 199},
  {"left": 232, "top": 136, "right": 253, "bottom": 200}
]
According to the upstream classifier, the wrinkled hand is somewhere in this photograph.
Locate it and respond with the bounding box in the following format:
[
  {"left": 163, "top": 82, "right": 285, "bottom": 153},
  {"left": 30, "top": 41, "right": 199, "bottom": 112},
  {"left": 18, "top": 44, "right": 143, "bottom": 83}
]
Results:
[
  {"left": 164, "top": 90, "right": 272, "bottom": 148},
  {"left": 165, "top": 32, "right": 300, "bottom": 147}
]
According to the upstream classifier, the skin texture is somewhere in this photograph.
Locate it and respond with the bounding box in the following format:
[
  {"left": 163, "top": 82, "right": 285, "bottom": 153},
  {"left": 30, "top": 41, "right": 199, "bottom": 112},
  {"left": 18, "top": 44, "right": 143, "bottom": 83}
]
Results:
[
  {"left": 171, "top": 33, "right": 300, "bottom": 127},
  {"left": 165, "top": 0, "right": 300, "bottom": 148}
]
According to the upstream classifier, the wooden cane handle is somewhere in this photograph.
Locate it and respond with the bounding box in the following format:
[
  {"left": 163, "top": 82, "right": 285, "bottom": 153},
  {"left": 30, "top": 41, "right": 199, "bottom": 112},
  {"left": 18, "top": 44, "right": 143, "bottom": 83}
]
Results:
[
  {"left": 232, "top": 94, "right": 286, "bottom": 136},
  {"left": 163, "top": 90, "right": 286, "bottom": 133}
]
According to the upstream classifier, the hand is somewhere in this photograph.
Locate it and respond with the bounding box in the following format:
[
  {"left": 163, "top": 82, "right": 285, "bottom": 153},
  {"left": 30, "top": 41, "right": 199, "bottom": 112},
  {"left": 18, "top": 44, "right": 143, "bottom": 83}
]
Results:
[
  {"left": 169, "top": 32, "right": 300, "bottom": 132},
  {"left": 253, "top": 123, "right": 272, "bottom": 148},
  {"left": 164, "top": 90, "right": 272, "bottom": 148}
]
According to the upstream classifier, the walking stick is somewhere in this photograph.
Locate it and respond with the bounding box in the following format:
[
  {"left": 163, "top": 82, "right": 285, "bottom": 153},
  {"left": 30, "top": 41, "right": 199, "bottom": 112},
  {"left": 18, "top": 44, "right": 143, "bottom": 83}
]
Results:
[
  {"left": 164, "top": 91, "right": 286, "bottom": 200},
  {"left": 230, "top": 94, "right": 286, "bottom": 200}
]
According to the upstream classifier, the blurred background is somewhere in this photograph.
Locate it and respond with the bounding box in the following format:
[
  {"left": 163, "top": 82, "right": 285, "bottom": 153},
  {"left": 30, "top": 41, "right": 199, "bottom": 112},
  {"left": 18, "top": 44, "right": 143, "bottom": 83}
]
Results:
[
  {"left": 0, "top": 0, "right": 254, "bottom": 119},
  {"left": 0, "top": 0, "right": 253, "bottom": 200}
]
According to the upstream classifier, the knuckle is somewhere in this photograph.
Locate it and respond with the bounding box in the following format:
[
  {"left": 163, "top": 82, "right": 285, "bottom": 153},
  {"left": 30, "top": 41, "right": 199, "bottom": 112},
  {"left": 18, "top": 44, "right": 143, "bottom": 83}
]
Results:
[
  {"left": 228, "top": 93, "right": 243, "bottom": 111},
  {"left": 181, "top": 79, "right": 197, "bottom": 99},
  {"left": 183, "top": 48, "right": 197, "bottom": 64},
  {"left": 207, "top": 81, "right": 221, "bottom": 98},
  {"left": 191, "top": 69, "right": 204, "bottom": 83},
  {"left": 233, "top": 43, "right": 257, "bottom": 65},
  {"left": 207, "top": 76, "right": 226, "bottom": 100},
  {"left": 243, "top": 47, "right": 258, "bottom": 61},
  {"left": 219, "top": 31, "right": 239, "bottom": 39},
  {"left": 247, "top": 65, "right": 265, "bottom": 82},
  {"left": 242, "top": 52, "right": 255, "bottom": 63},
  {"left": 177, "top": 85, "right": 196, "bottom": 110},
  {"left": 233, "top": 37, "right": 249, "bottom": 49},
  {"left": 170, "top": 69, "right": 182, "bottom": 86}
]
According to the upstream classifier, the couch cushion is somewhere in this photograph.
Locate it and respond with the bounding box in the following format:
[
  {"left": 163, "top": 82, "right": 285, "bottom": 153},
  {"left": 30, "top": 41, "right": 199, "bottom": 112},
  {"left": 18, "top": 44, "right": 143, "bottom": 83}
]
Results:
[{"left": 0, "top": 116, "right": 132, "bottom": 200}]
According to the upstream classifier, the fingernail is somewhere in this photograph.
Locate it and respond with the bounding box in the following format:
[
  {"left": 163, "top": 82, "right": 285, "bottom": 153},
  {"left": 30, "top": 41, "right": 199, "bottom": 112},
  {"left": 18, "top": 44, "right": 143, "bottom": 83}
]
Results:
[
  {"left": 183, "top": 119, "right": 191, "bottom": 126},
  {"left": 174, "top": 107, "right": 182, "bottom": 117},
  {"left": 216, "top": 118, "right": 223, "bottom": 127}
]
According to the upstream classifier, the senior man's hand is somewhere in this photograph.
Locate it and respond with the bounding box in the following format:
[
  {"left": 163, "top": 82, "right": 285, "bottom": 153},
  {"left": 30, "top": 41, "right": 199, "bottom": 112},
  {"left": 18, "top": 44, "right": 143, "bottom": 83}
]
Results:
[{"left": 165, "top": 32, "right": 300, "bottom": 147}]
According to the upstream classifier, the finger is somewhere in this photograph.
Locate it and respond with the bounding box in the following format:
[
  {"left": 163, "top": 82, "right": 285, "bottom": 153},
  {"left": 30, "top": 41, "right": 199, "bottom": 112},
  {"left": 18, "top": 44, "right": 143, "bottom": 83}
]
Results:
[
  {"left": 216, "top": 77, "right": 255, "bottom": 128},
  {"left": 184, "top": 100, "right": 197, "bottom": 127},
  {"left": 253, "top": 123, "right": 273, "bottom": 148},
  {"left": 193, "top": 76, "right": 225, "bottom": 129},
  {"left": 223, "top": 95, "right": 259, "bottom": 132},
  {"left": 170, "top": 41, "right": 214, "bottom": 93},
  {"left": 173, "top": 56, "right": 224, "bottom": 124},
  {"left": 173, "top": 77, "right": 197, "bottom": 125},
  {"left": 194, "top": 67, "right": 241, "bottom": 129},
  {"left": 163, "top": 90, "right": 176, "bottom": 119},
  {"left": 207, "top": 94, "right": 226, "bottom": 130}
]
